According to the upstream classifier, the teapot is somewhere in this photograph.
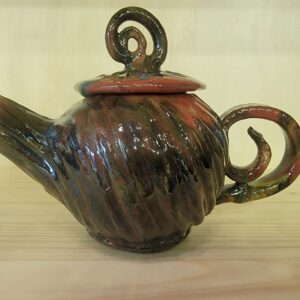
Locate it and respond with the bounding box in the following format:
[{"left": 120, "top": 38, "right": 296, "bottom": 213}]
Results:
[{"left": 0, "top": 7, "right": 299, "bottom": 253}]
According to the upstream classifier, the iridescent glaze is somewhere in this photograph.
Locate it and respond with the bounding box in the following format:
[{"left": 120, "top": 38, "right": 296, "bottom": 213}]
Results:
[
  {"left": 218, "top": 105, "right": 300, "bottom": 204},
  {"left": 0, "top": 7, "right": 299, "bottom": 252},
  {"left": 76, "top": 6, "right": 204, "bottom": 96},
  {"left": 55, "top": 94, "right": 227, "bottom": 251}
]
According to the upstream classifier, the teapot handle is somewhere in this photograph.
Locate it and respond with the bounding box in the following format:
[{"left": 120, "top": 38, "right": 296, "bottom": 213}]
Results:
[{"left": 217, "top": 104, "right": 300, "bottom": 204}]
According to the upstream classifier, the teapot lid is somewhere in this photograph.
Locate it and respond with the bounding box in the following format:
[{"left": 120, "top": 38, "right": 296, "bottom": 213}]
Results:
[{"left": 76, "top": 7, "right": 205, "bottom": 96}]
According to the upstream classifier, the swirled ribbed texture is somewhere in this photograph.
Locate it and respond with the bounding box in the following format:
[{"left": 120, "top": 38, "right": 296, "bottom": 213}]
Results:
[{"left": 49, "top": 93, "right": 226, "bottom": 251}]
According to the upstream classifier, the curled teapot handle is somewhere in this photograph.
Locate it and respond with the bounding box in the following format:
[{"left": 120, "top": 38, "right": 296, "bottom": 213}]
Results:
[{"left": 217, "top": 104, "right": 300, "bottom": 204}]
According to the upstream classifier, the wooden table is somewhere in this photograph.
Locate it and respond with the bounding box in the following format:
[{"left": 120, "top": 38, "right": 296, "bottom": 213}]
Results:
[{"left": 0, "top": 166, "right": 299, "bottom": 300}]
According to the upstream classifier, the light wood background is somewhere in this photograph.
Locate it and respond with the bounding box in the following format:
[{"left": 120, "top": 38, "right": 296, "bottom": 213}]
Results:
[
  {"left": 0, "top": 0, "right": 299, "bottom": 169},
  {"left": 0, "top": 1, "right": 300, "bottom": 299},
  {"left": 1, "top": 167, "right": 300, "bottom": 300}
]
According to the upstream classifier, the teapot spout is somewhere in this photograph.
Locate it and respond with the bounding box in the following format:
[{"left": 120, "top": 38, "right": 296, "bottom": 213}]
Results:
[{"left": 0, "top": 95, "right": 57, "bottom": 194}]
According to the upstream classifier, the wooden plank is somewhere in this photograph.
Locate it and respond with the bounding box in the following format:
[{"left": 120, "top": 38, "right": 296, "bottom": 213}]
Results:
[{"left": 0, "top": 166, "right": 299, "bottom": 300}]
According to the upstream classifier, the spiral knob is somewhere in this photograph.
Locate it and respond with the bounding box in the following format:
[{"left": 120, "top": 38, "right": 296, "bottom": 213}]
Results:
[{"left": 105, "top": 7, "right": 168, "bottom": 74}]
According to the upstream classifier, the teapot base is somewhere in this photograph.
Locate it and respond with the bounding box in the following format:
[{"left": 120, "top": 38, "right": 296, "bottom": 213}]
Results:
[{"left": 88, "top": 227, "right": 191, "bottom": 253}]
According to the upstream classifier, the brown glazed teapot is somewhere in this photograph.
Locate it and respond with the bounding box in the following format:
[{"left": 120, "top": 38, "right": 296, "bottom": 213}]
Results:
[{"left": 0, "top": 7, "right": 299, "bottom": 253}]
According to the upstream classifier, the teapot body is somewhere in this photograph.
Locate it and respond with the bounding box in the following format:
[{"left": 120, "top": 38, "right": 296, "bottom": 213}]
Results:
[{"left": 51, "top": 93, "right": 227, "bottom": 252}]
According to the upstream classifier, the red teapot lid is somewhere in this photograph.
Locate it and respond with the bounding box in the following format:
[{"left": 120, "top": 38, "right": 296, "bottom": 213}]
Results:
[{"left": 76, "top": 7, "right": 205, "bottom": 96}]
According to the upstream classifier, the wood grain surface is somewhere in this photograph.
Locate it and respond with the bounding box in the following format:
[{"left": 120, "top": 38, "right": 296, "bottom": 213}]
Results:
[{"left": 0, "top": 166, "right": 299, "bottom": 300}]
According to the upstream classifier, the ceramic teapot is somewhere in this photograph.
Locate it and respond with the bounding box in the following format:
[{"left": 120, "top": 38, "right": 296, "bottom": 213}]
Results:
[{"left": 0, "top": 7, "right": 299, "bottom": 253}]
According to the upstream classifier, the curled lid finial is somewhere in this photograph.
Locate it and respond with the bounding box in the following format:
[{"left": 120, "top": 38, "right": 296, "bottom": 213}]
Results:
[
  {"left": 75, "top": 7, "right": 205, "bottom": 96},
  {"left": 105, "top": 6, "right": 168, "bottom": 74}
]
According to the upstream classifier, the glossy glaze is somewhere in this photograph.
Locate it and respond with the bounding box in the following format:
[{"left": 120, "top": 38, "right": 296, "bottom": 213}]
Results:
[
  {"left": 77, "top": 6, "right": 204, "bottom": 96},
  {"left": 57, "top": 94, "right": 227, "bottom": 251},
  {"left": 0, "top": 93, "right": 226, "bottom": 251},
  {"left": 218, "top": 104, "right": 300, "bottom": 204},
  {"left": 1, "top": 92, "right": 299, "bottom": 252}
]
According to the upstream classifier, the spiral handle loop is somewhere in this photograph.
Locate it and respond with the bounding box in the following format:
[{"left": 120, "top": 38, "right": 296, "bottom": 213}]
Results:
[
  {"left": 105, "top": 7, "right": 168, "bottom": 74},
  {"left": 217, "top": 104, "right": 300, "bottom": 204}
]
